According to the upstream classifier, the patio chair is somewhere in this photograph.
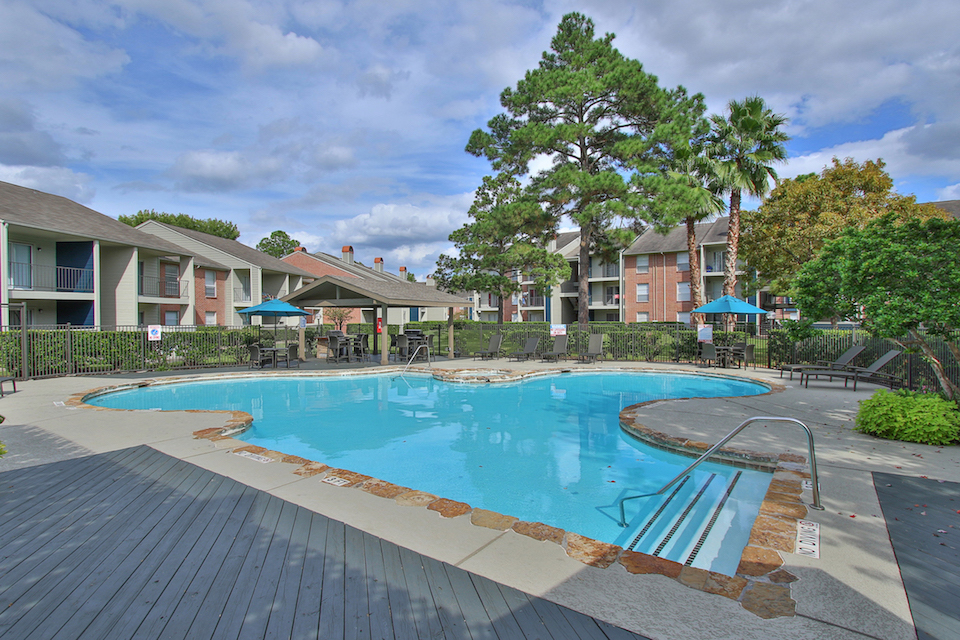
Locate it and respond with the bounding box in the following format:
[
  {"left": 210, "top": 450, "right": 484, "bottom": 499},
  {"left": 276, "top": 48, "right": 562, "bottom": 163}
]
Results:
[
  {"left": 474, "top": 334, "right": 503, "bottom": 360},
  {"left": 0, "top": 376, "right": 17, "bottom": 396},
  {"left": 352, "top": 334, "right": 370, "bottom": 361},
  {"left": 698, "top": 342, "right": 718, "bottom": 368},
  {"left": 276, "top": 344, "right": 300, "bottom": 368},
  {"left": 397, "top": 335, "right": 410, "bottom": 361},
  {"left": 326, "top": 335, "right": 351, "bottom": 364},
  {"left": 732, "top": 344, "right": 755, "bottom": 369},
  {"left": 508, "top": 337, "right": 539, "bottom": 362},
  {"left": 801, "top": 349, "right": 903, "bottom": 391},
  {"left": 578, "top": 334, "right": 604, "bottom": 364},
  {"left": 541, "top": 335, "right": 568, "bottom": 362},
  {"left": 780, "top": 345, "right": 865, "bottom": 380},
  {"left": 248, "top": 344, "right": 273, "bottom": 369}
]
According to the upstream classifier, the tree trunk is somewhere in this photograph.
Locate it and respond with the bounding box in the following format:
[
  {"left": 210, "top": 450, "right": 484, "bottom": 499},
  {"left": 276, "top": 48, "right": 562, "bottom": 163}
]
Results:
[
  {"left": 686, "top": 216, "right": 705, "bottom": 326},
  {"left": 723, "top": 189, "right": 741, "bottom": 331},
  {"left": 578, "top": 230, "right": 591, "bottom": 327},
  {"left": 902, "top": 330, "right": 960, "bottom": 400},
  {"left": 496, "top": 293, "right": 504, "bottom": 325}
]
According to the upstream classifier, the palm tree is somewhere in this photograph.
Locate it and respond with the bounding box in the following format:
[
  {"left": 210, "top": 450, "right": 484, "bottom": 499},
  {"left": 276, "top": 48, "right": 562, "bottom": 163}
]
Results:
[
  {"left": 707, "top": 97, "right": 789, "bottom": 302},
  {"left": 668, "top": 147, "right": 726, "bottom": 325}
]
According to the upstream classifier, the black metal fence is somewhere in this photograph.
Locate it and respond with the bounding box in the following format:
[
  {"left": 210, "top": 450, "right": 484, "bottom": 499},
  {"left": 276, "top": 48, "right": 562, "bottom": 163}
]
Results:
[{"left": 1, "top": 320, "right": 957, "bottom": 391}]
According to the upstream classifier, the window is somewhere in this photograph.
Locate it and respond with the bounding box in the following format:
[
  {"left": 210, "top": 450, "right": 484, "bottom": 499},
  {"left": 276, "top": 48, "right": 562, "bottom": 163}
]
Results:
[
  {"left": 677, "top": 312, "right": 691, "bottom": 325},
  {"left": 205, "top": 271, "right": 216, "bottom": 297},
  {"left": 205, "top": 311, "right": 217, "bottom": 326},
  {"left": 164, "top": 310, "right": 179, "bottom": 326},
  {"left": 636, "top": 312, "right": 649, "bottom": 323},
  {"left": 636, "top": 283, "right": 649, "bottom": 303},
  {"left": 635, "top": 255, "right": 649, "bottom": 274},
  {"left": 677, "top": 252, "right": 689, "bottom": 271},
  {"left": 602, "top": 262, "right": 619, "bottom": 277},
  {"left": 677, "top": 282, "right": 690, "bottom": 302},
  {"left": 605, "top": 286, "right": 619, "bottom": 305}
]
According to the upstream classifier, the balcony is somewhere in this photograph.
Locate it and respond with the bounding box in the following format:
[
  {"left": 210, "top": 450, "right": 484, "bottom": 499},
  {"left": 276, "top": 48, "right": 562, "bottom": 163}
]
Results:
[
  {"left": 520, "top": 295, "right": 545, "bottom": 307},
  {"left": 9, "top": 262, "right": 94, "bottom": 293},
  {"left": 139, "top": 276, "right": 187, "bottom": 298},
  {"left": 234, "top": 288, "right": 253, "bottom": 303}
]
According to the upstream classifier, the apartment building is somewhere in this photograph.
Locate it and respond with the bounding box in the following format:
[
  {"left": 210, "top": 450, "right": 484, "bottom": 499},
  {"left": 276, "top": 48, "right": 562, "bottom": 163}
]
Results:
[
  {"left": 136, "top": 221, "right": 315, "bottom": 326},
  {"left": 0, "top": 181, "right": 198, "bottom": 327}
]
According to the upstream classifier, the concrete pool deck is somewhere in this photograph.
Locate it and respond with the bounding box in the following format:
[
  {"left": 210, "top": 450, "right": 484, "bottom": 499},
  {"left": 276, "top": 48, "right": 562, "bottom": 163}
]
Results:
[{"left": 1, "top": 358, "right": 955, "bottom": 640}]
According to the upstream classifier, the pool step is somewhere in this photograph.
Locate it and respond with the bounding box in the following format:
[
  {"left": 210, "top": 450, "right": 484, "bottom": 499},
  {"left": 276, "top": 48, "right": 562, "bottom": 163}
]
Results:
[{"left": 624, "top": 471, "right": 743, "bottom": 568}]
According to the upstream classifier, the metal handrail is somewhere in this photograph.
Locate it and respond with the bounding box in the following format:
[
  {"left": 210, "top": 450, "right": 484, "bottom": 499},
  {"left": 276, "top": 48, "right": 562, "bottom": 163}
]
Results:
[
  {"left": 400, "top": 344, "right": 431, "bottom": 376},
  {"left": 617, "top": 416, "right": 823, "bottom": 527}
]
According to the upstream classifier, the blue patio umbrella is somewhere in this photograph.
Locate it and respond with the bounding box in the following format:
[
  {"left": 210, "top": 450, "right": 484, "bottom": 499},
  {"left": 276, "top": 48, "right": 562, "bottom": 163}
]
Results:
[
  {"left": 692, "top": 295, "right": 768, "bottom": 316},
  {"left": 237, "top": 299, "right": 310, "bottom": 343}
]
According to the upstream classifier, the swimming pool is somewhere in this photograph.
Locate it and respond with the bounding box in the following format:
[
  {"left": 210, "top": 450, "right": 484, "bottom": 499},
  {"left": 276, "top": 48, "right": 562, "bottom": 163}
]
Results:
[{"left": 88, "top": 371, "right": 772, "bottom": 575}]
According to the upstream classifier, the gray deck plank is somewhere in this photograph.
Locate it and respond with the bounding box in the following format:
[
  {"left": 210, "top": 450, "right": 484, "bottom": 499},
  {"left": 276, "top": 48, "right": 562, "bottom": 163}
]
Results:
[
  {"left": 88, "top": 475, "right": 243, "bottom": 639},
  {"left": 0, "top": 446, "right": 654, "bottom": 640},
  {"left": 209, "top": 493, "right": 286, "bottom": 638},
  {"left": 0, "top": 461, "right": 208, "bottom": 638},
  {"left": 396, "top": 543, "right": 449, "bottom": 640},
  {"left": 264, "top": 504, "right": 313, "bottom": 639},
  {"left": 180, "top": 491, "right": 276, "bottom": 640},
  {"left": 156, "top": 485, "right": 261, "bottom": 639},
  {"left": 343, "top": 525, "right": 372, "bottom": 640},
  {"left": 51, "top": 467, "right": 226, "bottom": 640},
  {"left": 379, "top": 541, "right": 421, "bottom": 640},
  {"left": 420, "top": 554, "right": 472, "bottom": 640},
  {"left": 289, "top": 511, "right": 330, "bottom": 640},
  {"left": 318, "top": 517, "right": 347, "bottom": 640},
  {"left": 362, "top": 530, "right": 396, "bottom": 640},
  {"left": 237, "top": 499, "right": 301, "bottom": 640}
]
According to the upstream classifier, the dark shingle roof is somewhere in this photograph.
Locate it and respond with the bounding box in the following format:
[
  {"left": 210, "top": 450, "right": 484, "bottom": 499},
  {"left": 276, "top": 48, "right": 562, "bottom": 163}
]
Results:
[
  {"left": 929, "top": 200, "right": 960, "bottom": 219},
  {"left": 0, "top": 181, "right": 193, "bottom": 255},
  {"left": 286, "top": 275, "right": 470, "bottom": 308},
  {"left": 141, "top": 222, "right": 315, "bottom": 278},
  {"left": 624, "top": 218, "right": 728, "bottom": 255}
]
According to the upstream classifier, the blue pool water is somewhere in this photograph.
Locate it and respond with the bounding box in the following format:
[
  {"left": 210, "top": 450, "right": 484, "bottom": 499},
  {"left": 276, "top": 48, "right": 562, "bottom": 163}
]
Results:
[{"left": 89, "top": 372, "right": 772, "bottom": 575}]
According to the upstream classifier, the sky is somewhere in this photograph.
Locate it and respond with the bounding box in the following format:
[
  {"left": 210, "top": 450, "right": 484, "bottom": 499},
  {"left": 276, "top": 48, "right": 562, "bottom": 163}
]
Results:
[{"left": 2, "top": 0, "right": 959, "bottom": 279}]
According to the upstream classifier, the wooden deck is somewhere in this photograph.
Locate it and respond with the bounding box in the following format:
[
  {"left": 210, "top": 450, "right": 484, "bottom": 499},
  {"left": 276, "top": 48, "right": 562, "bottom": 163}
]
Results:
[
  {"left": 874, "top": 472, "right": 960, "bottom": 640},
  {"left": 0, "top": 446, "right": 649, "bottom": 640}
]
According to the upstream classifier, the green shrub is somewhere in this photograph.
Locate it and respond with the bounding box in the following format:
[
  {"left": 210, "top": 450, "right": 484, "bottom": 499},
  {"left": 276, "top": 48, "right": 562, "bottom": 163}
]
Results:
[{"left": 856, "top": 389, "right": 960, "bottom": 445}]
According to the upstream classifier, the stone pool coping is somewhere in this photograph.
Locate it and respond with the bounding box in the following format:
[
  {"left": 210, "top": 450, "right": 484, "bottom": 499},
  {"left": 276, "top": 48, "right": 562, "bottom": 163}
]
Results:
[{"left": 69, "top": 366, "right": 810, "bottom": 619}]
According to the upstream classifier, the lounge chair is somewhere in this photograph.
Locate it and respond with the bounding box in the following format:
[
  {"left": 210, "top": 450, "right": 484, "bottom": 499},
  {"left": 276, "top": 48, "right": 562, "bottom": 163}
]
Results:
[
  {"left": 541, "top": 335, "right": 568, "bottom": 362},
  {"left": 801, "top": 349, "right": 903, "bottom": 391},
  {"left": 276, "top": 344, "right": 300, "bottom": 368},
  {"left": 578, "top": 334, "right": 604, "bottom": 364},
  {"left": 780, "top": 345, "right": 865, "bottom": 379},
  {"left": 474, "top": 334, "right": 503, "bottom": 360},
  {"left": 248, "top": 344, "right": 273, "bottom": 369},
  {"left": 699, "top": 342, "right": 718, "bottom": 368},
  {"left": 508, "top": 337, "right": 539, "bottom": 361}
]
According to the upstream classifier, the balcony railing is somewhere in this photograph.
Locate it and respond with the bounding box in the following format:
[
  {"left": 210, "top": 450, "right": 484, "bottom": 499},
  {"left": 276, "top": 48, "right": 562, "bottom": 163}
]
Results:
[
  {"left": 9, "top": 262, "right": 94, "bottom": 293},
  {"left": 234, "top": 288, "right": 253, "bottom": 303},
  {"left": 139, "top": 276, "right": 187, "bottom": 298},
  {"left": 520, "top": 295, "right": 545, "bottom": 307}
]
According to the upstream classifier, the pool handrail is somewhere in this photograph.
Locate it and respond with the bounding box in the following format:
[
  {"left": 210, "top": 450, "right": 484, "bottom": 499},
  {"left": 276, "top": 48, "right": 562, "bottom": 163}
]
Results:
[
  {"left": 617, "top": 416, "right": 823, "bottom": 527},
  {"left": 401, "top": 343, "right": 431, "bottom": 376}
]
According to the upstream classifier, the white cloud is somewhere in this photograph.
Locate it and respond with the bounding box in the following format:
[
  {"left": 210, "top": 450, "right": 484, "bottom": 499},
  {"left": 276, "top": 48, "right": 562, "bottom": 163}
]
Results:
[
  {"left": 0, "top": 166, "right": 95, "bottom": 202},
  {"left": 936, "top": 184, "right": 960, "bottom": 201}
]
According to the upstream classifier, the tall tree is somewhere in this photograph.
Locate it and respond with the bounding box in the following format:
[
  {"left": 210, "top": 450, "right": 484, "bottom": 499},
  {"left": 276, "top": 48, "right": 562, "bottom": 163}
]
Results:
[
  {"left": 662, "top": 145, "right": 726, "bottom": 324},
  {"left": 707, "top": 96, "right": 789, "bottom": 302},
  {"left": 741, "top": 157, "right": 946, "bottom": 294},
  {"left": 793, "top": 215, "right": 960, "bottom": 400},
  {"left": 467, "top": 13, "right": 706, "bottom": 325},
  {"left": 119, "top": 209, "right": 240, "bottom": 239},
  {"left": 433, "top": 173, "right": 568, "bottom": 324},
  {"left": 256, "top": 230, "right": 300, "bottom": 258}
]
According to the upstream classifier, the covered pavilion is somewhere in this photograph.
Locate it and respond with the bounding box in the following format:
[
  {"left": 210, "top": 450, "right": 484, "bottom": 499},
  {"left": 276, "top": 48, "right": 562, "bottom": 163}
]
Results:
[{"left": 282, "top": 275, "right": 470, "bottom": 365}]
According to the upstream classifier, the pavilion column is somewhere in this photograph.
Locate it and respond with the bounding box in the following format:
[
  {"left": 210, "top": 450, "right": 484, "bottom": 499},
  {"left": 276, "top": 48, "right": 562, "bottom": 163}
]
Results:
[
  {"left": 380, "top": 303, "right": 390, "bottom": 365},
  {"left": 447, "top": 307, "right": 454, "bottom": 359}
]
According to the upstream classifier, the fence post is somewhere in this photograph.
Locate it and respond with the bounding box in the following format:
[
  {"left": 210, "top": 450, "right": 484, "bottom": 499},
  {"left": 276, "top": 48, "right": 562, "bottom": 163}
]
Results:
[
  {"left": 66, "top": 323, "right": 74, "bottom": 375},
  {"left": 18, "top": 302, "right": 28, "bottom": 380}
]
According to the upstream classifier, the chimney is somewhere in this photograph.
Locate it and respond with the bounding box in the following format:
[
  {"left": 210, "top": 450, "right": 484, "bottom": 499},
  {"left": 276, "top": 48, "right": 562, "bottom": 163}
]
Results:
[
  {"left": 399, "top": 266, "right": 407, "bottom": 279},
  {"left": 374, "top": 257, "right": 384, "bottom": 273},
  {"left": 341, "top": 245, "right": 354, "bottom": 264},
  {"left": 294, "top": 246, "right": 306, "bottom": 252}
]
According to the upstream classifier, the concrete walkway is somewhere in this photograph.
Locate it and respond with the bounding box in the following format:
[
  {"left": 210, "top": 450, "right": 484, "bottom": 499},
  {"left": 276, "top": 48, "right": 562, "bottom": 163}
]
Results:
[{"left": 1, "top": 357, "right": 956, "bottom": 640}]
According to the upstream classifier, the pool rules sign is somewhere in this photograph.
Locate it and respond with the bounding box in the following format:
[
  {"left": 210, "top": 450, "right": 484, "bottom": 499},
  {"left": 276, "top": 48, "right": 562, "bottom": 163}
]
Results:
[{"left": 147, "top": 325, "right": 162, "bottom": 342}]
